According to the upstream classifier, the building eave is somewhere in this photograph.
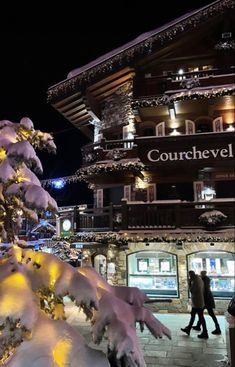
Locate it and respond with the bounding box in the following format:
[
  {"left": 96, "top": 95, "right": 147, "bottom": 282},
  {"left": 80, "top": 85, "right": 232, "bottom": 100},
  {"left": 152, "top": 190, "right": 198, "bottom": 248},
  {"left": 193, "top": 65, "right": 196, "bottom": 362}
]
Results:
[{"left": 48, "top": 0, "right": 234, "bottom": 103}]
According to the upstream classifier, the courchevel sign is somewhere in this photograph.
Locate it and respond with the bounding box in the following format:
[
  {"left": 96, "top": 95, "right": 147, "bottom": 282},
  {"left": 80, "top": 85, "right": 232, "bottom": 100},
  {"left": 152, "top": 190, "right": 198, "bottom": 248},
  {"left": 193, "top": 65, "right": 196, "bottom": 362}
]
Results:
[{"left": 147, "top": 143, "right": 234, "bottom": 162}]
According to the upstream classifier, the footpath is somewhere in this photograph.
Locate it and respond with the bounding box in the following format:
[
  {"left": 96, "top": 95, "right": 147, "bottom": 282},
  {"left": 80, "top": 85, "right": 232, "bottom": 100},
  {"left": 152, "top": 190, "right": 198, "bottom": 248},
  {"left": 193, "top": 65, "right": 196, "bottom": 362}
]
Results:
[{"left": 65, "top": 301, "right": 229, "bottom": 367}]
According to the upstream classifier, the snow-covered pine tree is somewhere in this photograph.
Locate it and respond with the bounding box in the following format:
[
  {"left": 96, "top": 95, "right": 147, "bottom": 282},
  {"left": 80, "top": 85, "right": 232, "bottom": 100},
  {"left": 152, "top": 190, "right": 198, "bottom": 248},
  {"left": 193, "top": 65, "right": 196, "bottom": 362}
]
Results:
[
  {"left": 0, "top": 118, "right": 171, "bottom": 367},
  {"left": 0, "top": 117, "right": 57, "bottom": 242}
]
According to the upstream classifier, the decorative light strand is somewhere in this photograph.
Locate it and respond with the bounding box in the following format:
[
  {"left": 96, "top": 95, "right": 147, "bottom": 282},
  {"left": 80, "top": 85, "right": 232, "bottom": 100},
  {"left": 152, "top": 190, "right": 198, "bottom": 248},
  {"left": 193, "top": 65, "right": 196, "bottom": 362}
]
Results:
[
  {"left": 132, "top": 86, "right": 235, "bottom": 108},
  {"left": 48, "top": 0, "right": 234, "bottom": 102},
  {"left": 52, "top": 231, "right": 235, "bottom": 245}
]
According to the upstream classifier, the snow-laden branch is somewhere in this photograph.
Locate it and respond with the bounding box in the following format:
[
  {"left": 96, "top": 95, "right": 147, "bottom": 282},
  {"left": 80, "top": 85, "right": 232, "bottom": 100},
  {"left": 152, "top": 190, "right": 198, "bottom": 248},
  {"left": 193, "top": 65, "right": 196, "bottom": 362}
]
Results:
[
  {"left": 0, "top": 261, "right": 109, "bottom": 367},
  {"left": 0, "top": 117, "right": 58, "bottom": 242},
  {"left": 79, "top": 266, "right": 171, "bottom": 367},
  {"left": 9, "top": 247, "right": 99, "bottom": 310}
]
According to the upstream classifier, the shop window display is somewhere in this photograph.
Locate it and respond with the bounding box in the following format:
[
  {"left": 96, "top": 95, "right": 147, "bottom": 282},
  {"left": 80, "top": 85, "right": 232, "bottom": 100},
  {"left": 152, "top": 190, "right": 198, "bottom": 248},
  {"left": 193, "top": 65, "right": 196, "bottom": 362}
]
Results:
[
  {"left": 187, "top": 251, "right": 235, "bottom": 298},
  {"left": 127, "top": 251, "right": 178, "bottom": 298}
]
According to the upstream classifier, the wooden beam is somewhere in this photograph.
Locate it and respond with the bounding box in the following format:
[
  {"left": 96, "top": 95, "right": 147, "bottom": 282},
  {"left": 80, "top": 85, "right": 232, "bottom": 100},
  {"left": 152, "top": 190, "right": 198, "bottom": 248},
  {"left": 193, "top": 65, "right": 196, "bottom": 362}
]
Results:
[
  {"left": 62, "top": 104, "right": 87, "bottom": 117},
  {"left": 58, "top": 98, "right": 84, "bottom": 113},
  {"left": 91, "top": 73, "right": 135, "bottom": 98},
  {"left": 87, "top": 67, "right": 134, "bottom": 92},
  {"left": 52, "top": 92, "right": 81, "bottom": 108}
]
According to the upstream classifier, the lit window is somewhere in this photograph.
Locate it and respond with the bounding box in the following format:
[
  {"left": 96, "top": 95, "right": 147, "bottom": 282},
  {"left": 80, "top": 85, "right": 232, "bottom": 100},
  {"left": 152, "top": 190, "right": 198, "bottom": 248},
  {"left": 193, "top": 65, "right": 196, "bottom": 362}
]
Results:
[
  {"left": 128, "top": 251, "right": 179, "bottom": 298},
  {"left": 187, "top": 251, "right": 235, "bottom": 298}
]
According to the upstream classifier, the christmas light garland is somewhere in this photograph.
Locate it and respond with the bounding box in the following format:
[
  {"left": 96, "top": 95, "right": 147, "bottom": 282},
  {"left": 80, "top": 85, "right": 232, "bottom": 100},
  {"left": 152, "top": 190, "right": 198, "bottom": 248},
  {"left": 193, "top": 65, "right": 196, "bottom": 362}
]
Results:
[
  {"left": 48, "top": 0, "right": 234, "bottom": 102},
  {"left": 132, "top": 86, "right": 235, "bottom": 108},
  {"left": 53, "top": 231, "right": 235, "bottom": 246},
  {"left": 40, "top": 160, "right": 145, "bottom": 187},
  {"left": 76, "top": 160, "right": 145, "bottom": 182}
]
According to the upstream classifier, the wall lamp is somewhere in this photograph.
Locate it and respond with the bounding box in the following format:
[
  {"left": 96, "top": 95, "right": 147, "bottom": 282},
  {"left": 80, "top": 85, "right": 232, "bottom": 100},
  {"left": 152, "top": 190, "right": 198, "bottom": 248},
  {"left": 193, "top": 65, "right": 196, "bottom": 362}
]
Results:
[{"left": 168, "top": 104, "right": 176, "bottom": 120}]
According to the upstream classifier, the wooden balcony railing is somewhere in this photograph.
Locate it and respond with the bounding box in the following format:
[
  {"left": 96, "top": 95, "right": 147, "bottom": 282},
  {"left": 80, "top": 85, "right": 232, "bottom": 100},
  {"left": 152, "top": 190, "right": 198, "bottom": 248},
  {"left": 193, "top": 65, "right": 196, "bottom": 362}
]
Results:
[
  {"left": 81, "top": 139, "right": 137, "bottom": 166},
  {"left": 81, "top": 131, "right": 234, "bottom": 168},
  {"left": 133, "top": 67, "right": 235, "bottom": 98},
  {"left": 77, "top": 200, "right": 235, "bottom": 232},
  {"left": 78, "top": 206, "right": 113, "bottom": 232}
]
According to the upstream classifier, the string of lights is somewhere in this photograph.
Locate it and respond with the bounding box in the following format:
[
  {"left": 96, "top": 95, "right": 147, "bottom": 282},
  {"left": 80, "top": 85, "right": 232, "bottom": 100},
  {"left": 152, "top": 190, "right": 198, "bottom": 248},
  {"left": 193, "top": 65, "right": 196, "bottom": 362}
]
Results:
[{"left": 40, "top": 175, "right": 78, "bottom": 189}]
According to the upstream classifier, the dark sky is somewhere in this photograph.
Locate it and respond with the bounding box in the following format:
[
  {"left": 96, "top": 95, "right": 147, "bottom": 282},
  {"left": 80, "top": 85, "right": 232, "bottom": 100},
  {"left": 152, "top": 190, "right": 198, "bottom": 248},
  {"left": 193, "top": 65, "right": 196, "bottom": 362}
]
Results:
[{"left": 0, "top": 0, "right": 214, "bottom": 206}]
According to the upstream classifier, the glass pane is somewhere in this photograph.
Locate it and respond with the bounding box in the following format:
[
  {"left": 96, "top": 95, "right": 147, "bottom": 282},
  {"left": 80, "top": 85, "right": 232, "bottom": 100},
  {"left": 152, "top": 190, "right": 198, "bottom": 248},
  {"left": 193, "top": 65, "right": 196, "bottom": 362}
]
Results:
[
  {"left": 128, "top": 251, "right": 178, "bottom": 298},
  {"left": 187, "top": 251, "right": 235, "bottom": 298}
]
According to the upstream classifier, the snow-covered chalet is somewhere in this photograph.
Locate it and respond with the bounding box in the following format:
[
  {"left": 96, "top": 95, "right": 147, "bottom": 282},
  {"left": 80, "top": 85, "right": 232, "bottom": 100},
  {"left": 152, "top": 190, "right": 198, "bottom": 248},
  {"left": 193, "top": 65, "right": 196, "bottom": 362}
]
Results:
[{"left": 48, "top": 0, "right": 235, "bottom": 312}]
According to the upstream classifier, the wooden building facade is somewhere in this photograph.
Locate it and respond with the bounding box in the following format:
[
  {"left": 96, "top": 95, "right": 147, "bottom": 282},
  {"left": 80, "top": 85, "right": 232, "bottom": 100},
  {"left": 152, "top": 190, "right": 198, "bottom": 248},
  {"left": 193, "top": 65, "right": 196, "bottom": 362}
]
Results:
[{"left": 48, "top": 0, "right": 235, "bottom": 312}]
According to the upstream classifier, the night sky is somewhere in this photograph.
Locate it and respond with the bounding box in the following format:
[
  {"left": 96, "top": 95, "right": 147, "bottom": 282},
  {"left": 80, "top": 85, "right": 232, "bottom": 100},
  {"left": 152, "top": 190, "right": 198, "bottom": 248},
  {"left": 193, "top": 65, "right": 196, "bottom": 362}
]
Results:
[{"left": 0, "top": 0, "right": 214, "bottom": 206}]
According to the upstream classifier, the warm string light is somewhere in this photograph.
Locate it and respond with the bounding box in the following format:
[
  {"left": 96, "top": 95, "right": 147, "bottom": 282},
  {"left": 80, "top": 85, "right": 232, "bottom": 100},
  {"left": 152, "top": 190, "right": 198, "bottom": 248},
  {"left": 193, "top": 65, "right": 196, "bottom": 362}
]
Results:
[
  {"left": 48, "top": 0, "right": 234, "bottom": 102},
  {"left": 40, "top": 160, "right": 145, "bottom": 188},
  {"left": 132, "top": 86, "right": 235, "bottom": 108},
  {"left": 76, "top": 160, "right": 145, "bottom": 182},
  {"left": 52, "top": 231, "right": 235, "bottom": 245}
]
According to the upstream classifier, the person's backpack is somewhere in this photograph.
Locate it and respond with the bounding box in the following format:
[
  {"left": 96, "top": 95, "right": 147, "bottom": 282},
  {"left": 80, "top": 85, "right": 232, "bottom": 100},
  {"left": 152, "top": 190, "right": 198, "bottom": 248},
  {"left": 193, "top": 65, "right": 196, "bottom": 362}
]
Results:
[{"left": 227, "top": 295, "right": 235, "bottom": 317}]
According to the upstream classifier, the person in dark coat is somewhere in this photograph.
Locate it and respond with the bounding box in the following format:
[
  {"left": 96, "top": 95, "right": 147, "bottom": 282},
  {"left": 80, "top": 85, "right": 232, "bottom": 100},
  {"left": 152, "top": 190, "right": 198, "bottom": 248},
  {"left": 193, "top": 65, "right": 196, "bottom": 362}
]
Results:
[
  {"left": 181, "top": 270, "right": 209, "bottom": 339},
  {"left": 193, "top": 270, "right": 221, "bottom": 335}
]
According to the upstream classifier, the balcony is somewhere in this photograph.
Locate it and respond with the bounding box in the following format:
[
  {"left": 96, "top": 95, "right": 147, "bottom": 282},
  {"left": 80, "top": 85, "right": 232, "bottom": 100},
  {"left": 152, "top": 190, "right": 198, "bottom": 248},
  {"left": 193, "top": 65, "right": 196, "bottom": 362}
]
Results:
[
  {"left": 81, "top": 139, "right": 137, "bottom": 166},
  {"left": 81, "top": 131, "right": 234, "bottom": 171},
  {"left": 77, "top": 200, "right": 235, "bottom": 232},
  {"left": 134, "top": 67, "right": 235, "bottom": 98}
]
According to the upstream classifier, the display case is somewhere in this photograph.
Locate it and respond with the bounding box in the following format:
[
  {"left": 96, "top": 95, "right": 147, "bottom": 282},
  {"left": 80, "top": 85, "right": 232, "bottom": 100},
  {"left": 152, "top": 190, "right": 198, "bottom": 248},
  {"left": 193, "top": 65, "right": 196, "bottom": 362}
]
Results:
[
  {"left": 127, "top": 251, "right": 178, "bottom": 298},
  {"left": 187, "top": 251, "right": 235, "bottom": 298}
]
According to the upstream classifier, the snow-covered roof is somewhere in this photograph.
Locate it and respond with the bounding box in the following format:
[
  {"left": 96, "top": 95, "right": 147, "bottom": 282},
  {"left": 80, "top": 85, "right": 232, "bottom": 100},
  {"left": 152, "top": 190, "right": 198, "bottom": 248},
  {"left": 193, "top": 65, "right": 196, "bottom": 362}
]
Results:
[
  {"left": 67, "top": 1, "right": 219, "bottom": 80},
  {"left": 49, "top": 0, "right": 225, "bottom": 93}
]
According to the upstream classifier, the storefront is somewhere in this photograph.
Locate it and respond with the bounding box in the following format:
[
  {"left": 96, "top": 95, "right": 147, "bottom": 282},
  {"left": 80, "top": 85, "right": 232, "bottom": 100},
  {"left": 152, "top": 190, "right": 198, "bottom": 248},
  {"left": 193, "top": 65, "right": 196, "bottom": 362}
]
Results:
[
  {"left": 127, "top": 251, "right": 178, "bottom": 298},
  {"left": 118, "top": 240, "right": 235, "bottom": 312},
  {"left": 187, "top": 250, "right": 235, "bottom": 298}
]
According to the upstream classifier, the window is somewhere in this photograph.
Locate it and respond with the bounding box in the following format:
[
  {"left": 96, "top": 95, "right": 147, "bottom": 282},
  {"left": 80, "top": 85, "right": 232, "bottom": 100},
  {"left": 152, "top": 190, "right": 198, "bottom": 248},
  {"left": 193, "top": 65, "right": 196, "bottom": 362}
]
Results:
[
  {"left": 127, "top": 251, "right": 179, "bottom": 298},
  {"left": 187, "top": 251, "right": 235, "bottom": 298},
  {"left": 157, "top": 183, "right": 193, "bottom": 201},
  {"left": 143, "top": 128, "right": 154, "bottom": 136}
]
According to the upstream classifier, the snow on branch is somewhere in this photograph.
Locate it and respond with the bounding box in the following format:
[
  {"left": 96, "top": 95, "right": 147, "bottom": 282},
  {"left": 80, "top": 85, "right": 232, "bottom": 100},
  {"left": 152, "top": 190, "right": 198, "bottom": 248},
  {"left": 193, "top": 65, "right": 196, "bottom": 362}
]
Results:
[
  {"left": 0, "top": 117, "right": 58, "bottom": 242},
  {"left": 0, "top": 250, "right": 109, "bottom": 367}
]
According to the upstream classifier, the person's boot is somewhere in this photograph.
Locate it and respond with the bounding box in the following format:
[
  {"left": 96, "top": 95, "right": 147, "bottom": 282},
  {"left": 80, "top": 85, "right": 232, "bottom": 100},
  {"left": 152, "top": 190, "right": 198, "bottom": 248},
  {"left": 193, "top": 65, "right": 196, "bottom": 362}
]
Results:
[
  {"left": 197, "top": 331, "right": 209, "bottom": 339},
  {"left": 181, "top": 327, "right": 190, "bottom": 336},
  {"left": 211, "top": 326, "right": 221, "bottom": 335}
]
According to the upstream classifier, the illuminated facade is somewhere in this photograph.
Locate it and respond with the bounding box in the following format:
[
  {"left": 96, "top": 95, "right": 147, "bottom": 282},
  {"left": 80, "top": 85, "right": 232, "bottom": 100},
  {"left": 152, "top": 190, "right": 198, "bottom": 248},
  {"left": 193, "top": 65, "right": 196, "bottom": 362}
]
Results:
[{"left": 48, "top": 0, "right": 235, "bottom": 312}]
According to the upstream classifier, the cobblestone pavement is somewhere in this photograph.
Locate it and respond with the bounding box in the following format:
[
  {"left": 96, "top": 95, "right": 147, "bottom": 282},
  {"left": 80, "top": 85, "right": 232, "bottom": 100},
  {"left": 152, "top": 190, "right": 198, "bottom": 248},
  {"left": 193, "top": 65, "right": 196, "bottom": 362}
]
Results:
[{"left": 65, "top": 301, "right": 228, "bottom": 367}]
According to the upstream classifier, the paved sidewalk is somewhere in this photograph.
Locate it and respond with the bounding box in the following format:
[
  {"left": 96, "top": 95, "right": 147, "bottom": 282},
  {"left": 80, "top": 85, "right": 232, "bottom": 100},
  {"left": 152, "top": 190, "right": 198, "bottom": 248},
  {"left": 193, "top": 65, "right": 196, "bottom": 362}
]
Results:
[{"left": 65, "top": 301, "right": 228, "bottom": 367}]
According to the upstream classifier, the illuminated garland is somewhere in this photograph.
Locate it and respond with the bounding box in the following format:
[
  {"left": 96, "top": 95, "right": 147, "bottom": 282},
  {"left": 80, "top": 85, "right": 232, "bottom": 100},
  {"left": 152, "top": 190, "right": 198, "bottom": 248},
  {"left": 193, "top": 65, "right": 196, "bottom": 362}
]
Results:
[
  {"left": 48, "top": 0, "right": 234, "bottom": 102},
  {"left": 132, "top": 86, "right": 235, "bottom": 108},
  {"left": 53, "top": 231, "right": 235, "bottom": 246},
  {"left": 76, "top": 160, "right": 145, "bottom": 182},
  {"left": 40, "top": 160, "right": 145, "bottom": 187}
]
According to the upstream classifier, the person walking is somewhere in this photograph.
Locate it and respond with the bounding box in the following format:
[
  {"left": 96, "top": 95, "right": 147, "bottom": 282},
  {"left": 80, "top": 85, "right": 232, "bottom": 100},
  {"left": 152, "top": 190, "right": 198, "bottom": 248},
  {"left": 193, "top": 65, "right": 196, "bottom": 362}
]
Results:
[
  {"left": 181, "top": 270, "right": 209, "bottom": 339},
  {"left": 192, "top": 270, "right": 221, "bottom": 335}
]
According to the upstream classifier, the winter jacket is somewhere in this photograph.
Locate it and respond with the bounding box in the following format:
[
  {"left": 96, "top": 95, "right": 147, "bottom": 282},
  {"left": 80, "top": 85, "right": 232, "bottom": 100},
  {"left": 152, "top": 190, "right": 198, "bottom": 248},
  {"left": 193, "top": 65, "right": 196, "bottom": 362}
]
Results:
[
  {"left": 189, "top": 274, "right": 205, "bottom": 309},
  {"left": 201, "top": 275, "right": 215, "bottom": 309}
]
